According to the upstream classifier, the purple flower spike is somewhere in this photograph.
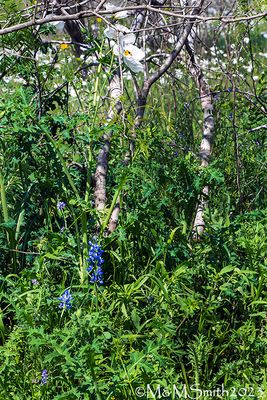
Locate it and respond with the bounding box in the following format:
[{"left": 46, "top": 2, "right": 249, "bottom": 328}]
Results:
[
  {"left": 87, "top": 240, "right": 104, "bottom": 285},
  {"left": 41, "top": 369, "right": 48, "bottom": 385},
  {"left": 57, "top": 201, "right": 66, "bottom": 211},
  {"left": 58, "top": 289, "right": 73, "bottom": 309}
]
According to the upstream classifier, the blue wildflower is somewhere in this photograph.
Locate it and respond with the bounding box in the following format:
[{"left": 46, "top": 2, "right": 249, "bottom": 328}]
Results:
[
  {"left": 31, "top": 279, "right": 39, "bottom": 285},
  {"left": 87, "top": 240, "right": 104, "bottom": 284},
  {"left": 57, "top": 201, "right": 66, "bottom": 211},
  {"left": 87, "top": 241, "right": 104, "bottom": 269},
  {"left": 41, "top": 369, "right": 48, "bottom": 385},
  {"left": 58, "top": 289, "right": 73, "bottom": 309},
  {"left": 90, "top": 266, "right": 104, "bottom": 285}
]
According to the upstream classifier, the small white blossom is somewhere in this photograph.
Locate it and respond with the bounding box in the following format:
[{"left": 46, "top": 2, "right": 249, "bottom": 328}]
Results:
[
  {"left": 3, "top": 76, "right": 12, "bottom": 83},
  {"left": 244, "top": 64, "right": 253, "bottom": 72},
  {"left": 69, "top": 87, "right": 77, "bottom": 97},
  {"left": 168, "top": 35, "right": 176, "bottom": 44},
  {"left": 175, "top": 69, "right": 183, "bottom": 79},
  {"left": 104, "top": 24, "right": 133, "bottom": 40},
  {"left": 13, "top": 77, "right": 26, "bottom": 84},
  {"left": 105, "top": 0, "right": 126, "bottom": 11},
  {"left": 104, "top": 1, "right": 129, "bottom": 19}
]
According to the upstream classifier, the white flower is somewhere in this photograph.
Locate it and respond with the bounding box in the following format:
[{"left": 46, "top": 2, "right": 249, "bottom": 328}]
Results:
[
  {"left": 3, "top": 76, "right": 12, "bottom": 83},
  {"left": 105, "top": 2, "right": 120, "bottom": 12},
  {"left": 115, "top": 43, "right": 145, "bottom": 73},
  {"left": 105, "top": 0, "right": 125, "bottom": 10},
  {"left": 168, "top": 35, "right": 176, "bottom": 44},
  {"left": 104, "top": 1, "right": 129, "bottom": 19},
  {"left": 244, "top": 37, "right": 249, "bottom": 44},
  {"left": 244, "top": 64, "right": 253, "bottom": 72},
  {"left": 114, "top": 10, "right": 130, "bottom": 19},
  {"left": 175, "top": 69, "right": 183, "bottom": 79},
  {"left": 69, "top": 87, "right": 77, "bottom": 97},
  {"left": 104, "top": 24, "right": 133, "bottom": 40},
  {"left": 104, "top": 25, "right": 145, "bottom": 73}
]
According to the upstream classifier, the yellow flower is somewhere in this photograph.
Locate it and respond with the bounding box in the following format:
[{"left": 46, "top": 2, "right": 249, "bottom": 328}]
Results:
[
  {"left": 59, "top": 43, "right": 70, "bottom": 50},
  {"left": 96, "top": 17, "right": 102, "bottom": 23}
]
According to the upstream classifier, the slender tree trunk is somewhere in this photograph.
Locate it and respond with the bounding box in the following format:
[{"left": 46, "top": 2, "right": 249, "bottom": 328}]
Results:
[
  {"left": 186, "top": 35, "right": 215, "bottom": 238},
  {"left": 94, "top": 71, "right": 122, "bottom": 211},
  {"left": 108, "top": 196, "right": 121, "bottom": 233}
]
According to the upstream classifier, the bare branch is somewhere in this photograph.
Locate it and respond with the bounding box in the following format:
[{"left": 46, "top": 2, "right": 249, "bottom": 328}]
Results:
[{"left": 0, "top": 5, "right": 265, "bottom": 36}]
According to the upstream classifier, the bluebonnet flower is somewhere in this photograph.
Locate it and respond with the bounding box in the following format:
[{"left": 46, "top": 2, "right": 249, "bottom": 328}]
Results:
[
  {"left": 41, "top": 369, "right": 48, "bottom": 385},
  {"left": 58, "top": 289, "right": 73, "bottom": 309},
  {"left": 90, "top": 266, "right": 104, "bottom": 285},
  {"left": 57, "top": 201, "right": 66, "bottom": 211},
  {"left": 87, "top": 241, "right": 104, "bottom": 269},
  {"left": 87, "top": 240, "right": 104, "bottom": 284}
]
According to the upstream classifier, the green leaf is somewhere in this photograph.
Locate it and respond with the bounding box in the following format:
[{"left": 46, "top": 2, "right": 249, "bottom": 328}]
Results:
[{"left": 218, "top": 265, "right": 236, "bottom": 275}]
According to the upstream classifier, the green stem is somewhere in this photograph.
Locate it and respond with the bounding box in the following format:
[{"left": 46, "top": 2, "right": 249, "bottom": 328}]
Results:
[
  {"left": 81, "top": 212, "right": 88, "bottom": 285},
  {"left": 0, "top": 170, "right": 17, "bottom": 272},
  {"left": 100, "top": 175, "right": 127, "bottom": 235},
  {"left": 0, "top": 170, "right": 9, "bottom": 222},
  {"left": 80, "top": 146, "right": 93, "bottom": 284},
  {"left": 69, "top": 205, "right": 84, "bottom": 284},
  {"left": 45, "top": 131, "right": 80, "bottom": 201}
]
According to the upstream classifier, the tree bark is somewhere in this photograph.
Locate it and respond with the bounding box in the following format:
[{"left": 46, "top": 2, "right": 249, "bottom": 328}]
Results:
[
  {"left": 94, "top": 71, "right": 122, "bottom": 211},
  {"left": 186, "top": 33, "right": 215, "bottom": 238}
]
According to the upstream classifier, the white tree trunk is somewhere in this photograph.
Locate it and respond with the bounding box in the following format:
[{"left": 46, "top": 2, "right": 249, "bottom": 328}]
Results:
[
  {"left": 94, "top": 72, "right": 122, "bottom": 211},
  {"left": 186, "top": 32, "right": 215, "bottom": 238}
]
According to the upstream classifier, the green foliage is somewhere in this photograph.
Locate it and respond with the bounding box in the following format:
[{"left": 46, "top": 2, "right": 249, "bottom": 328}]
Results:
[{"left": 0, "top": 5, "right": 267, "bottom": 398}]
